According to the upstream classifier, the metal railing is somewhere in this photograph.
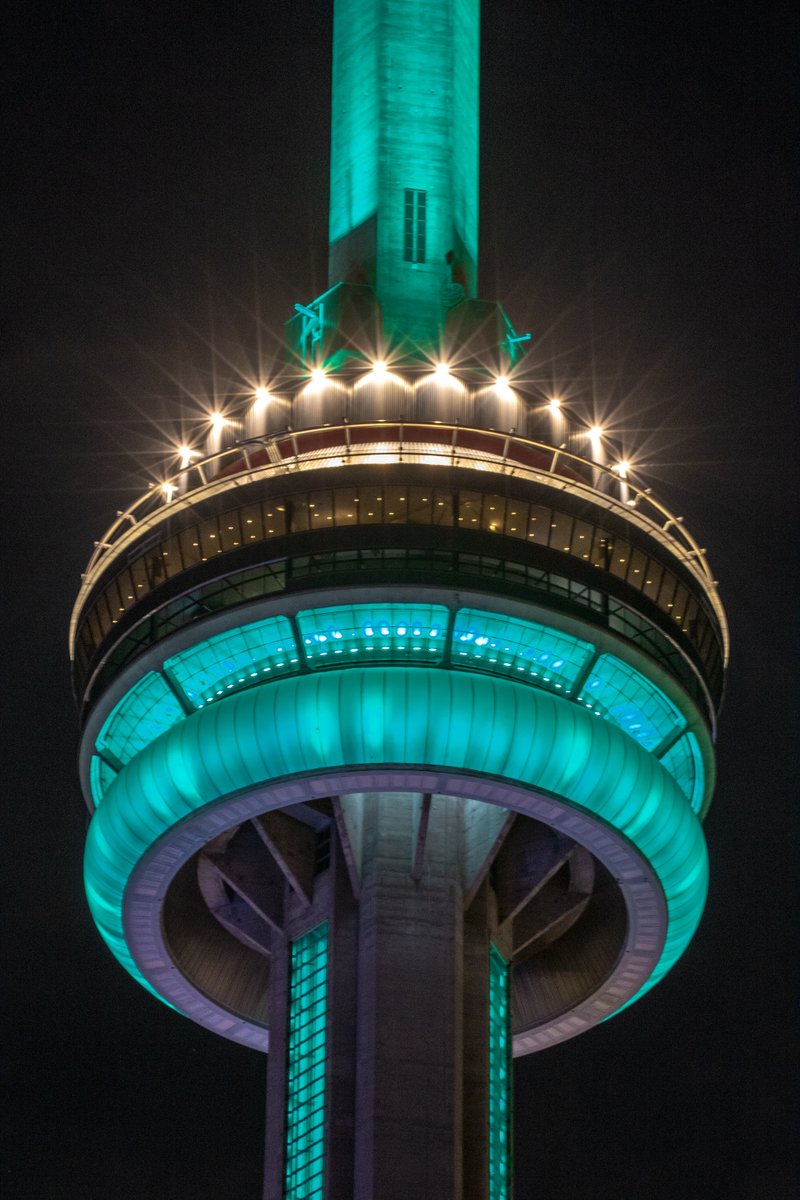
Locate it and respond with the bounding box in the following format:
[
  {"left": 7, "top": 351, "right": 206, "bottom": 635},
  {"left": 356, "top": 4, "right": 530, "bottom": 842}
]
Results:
[{"left": 69, "top": 423, "right": 729, "bottom": 664}]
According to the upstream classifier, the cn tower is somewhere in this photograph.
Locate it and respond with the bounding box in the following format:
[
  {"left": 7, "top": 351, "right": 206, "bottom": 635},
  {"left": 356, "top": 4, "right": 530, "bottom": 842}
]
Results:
[{"left": 71, "top": 2, "right": 729, "bottom": 1197}]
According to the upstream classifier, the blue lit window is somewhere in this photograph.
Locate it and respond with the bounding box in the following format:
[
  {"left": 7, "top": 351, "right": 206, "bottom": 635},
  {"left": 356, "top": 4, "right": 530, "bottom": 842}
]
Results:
[
  {"left": 452, "top": 608, "right": 593, "bottom": 694},
  {"left": 297, "top": 603, "right": 449, "bottom": 666},
  {"left": 285, "top": 924, "right": 328, "bottom": 1200},
  {"left": 659, "top": 731, "right": 705, "bottom": 814},
  {"left": 95, "top": 671, "right": 185, "bottom": 766},
  {"left": 488, "top": 946, "right": 511, "bottom": 1200},
  {"left": 163, "top": 616, "right": 299, "bottom": 708},
  {"left": 578, "top": 653, "right": 684, "bottom": 751}
]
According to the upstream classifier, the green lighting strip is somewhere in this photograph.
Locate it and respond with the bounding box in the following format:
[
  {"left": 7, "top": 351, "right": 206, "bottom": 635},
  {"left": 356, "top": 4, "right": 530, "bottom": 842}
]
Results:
[
  {"left": 488, "top": 946, "right": 511, "bottom": 1200},
  {"left": 285, "top": 924, "right": 328, "bottom": 1200}
]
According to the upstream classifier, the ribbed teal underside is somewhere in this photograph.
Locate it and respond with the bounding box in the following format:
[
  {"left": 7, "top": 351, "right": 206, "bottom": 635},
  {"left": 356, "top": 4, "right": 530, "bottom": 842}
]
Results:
[{"left": 84, "top": 666, "right": 708, "bottom": 1021}]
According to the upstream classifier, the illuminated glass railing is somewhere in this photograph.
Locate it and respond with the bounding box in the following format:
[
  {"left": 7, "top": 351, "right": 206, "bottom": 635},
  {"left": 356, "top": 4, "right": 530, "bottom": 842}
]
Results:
[
  {"left": 285, "top": 924, "right": 328, "bottom": 1200},
  {"left": 163, "top": 615, "right": 297, "bottom": 708},
  {"left": 577, "top": 653, "right": 685, "bottom": 751},
  {"left": 488, "top": 946, "right": 511, "bottom": 1200},
  {"left": 297, "top": 603, "right": 449, "bottom": 666},
  {"left": 452, "top": 608, "right": 593, "bottom": 695},
  {"left": 660, "top": 732, "right": 705, "bottom": 815},
  {"left": 89, "top": 606, "right": 708, "bottom": 814},
  {"left": 95, "top": 671, "right": 185, "bottom": 767}
]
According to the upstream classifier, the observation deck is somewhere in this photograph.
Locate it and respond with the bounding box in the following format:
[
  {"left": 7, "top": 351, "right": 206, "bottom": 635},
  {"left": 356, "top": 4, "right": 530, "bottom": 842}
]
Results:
[{"left": 73, "top": 361, "right": 727, "bottom": 1056}]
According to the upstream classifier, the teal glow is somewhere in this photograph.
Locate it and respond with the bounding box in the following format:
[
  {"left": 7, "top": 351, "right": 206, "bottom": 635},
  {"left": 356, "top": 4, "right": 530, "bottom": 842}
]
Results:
[
  {"left": 285, "top": 924, "right": 328, "bottom": 1200},
  {"left": 163, "top": 615, "right": 298, "bottom": 708},
  {"left": 297, "top": 602, "right": 449, "bottom": 666},
  {"left": 488, "top": 946, "right": 511, "bottom": 1200},
  {"left": 579, "top": 653, "right": 685, "bottom": 751},
  {"left": 452, "top": 608, "right": 593, "bottom": 694},
  {"left": 90, "top": 755, "right": 117, "bottom": 807},
  {"left": 84, "top": 666, "right": 708, "bottom": 1023},
  {"left": 95, "top": 671, "right": 184, "bottom": 767},
  {"left": 660, "top": 731, "right": 705, "bottom": 815}
]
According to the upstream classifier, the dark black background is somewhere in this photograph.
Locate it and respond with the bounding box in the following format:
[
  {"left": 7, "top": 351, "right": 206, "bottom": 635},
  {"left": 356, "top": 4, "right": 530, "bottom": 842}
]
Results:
[{"left": 2, "top": 2, "right": 797, "bottom": 1197}]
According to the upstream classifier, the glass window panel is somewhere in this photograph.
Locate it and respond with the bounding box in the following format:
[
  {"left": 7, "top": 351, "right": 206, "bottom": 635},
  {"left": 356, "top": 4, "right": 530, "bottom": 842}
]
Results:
[
  {"left": 572, "top": 519, "right": 594, "bottom": 562},
  {"left": 95, "top": 590, "right": 114, "bottom": 635},
  {"left": 656, "top": 570, "right": 677, "bottom": 610},
  {"left": 333, "top": 487, "right": 359, "bottom": 526},
  {"left": 590, "top": 528, "right": 612, "bottom": 569},
  {"left": 89, "top": 754, "right": 118, "bottom": 807},
  {"left": 297, "top": 602, "right": 449, "bottom": 667},
  {"left": 432, "top": 488, "right": 454, "bottom": 525},
  {"left": 383, "top": 485, "right": 409, "bottom": 523},
  {"left": 86, "top": 604, "right": 103, "bottom": 647},
  {"left": 159, "top": 535, "right": 185, "bottom": 578},
  {"left": 164, "top": 615, "right": 299, "bottom": 709},
  {"left": 218, "top": 511, "right": 243, "bottom": 552},
  {"left": 262, "top": 501, "right": 286, "bottom": 536},
  {"left": 503, "top": 499, "right": 527, "bottom": 539},
  {"left": 239, "top": 502, "right": 265, "bottom": 543},
  {"left": 578, "top": 653, "right": 685, "bottom": 751},
  {"left": 641, "top": 559, "right": 663, "bottom": 602},
  {"left": 527, "top": 504, "right": 550, "bottom": 543},
  {"left": 289, "top": 494, "right": 311, "bottom": 532},
  {"left": 609, "top": 538, "right": 631, "bottom": 580},
  {"left": 659, "top": 731, "right": 705, "bottom": 813},
  {"left": 197, "top": 515, "right": 221, "bottom": 558},
  {"left": 548, "top": 510, "right": 574, "bottom": 553},
  {"left": 459, "top": 490, "right": 483, "bottom": 528},
  {"left": 452, "top": 608, "right": 594, "bottom": 695},
  {"left": 307, "top": 490, "right": 334, "bottom": 530},
  {"left": 671, "top": 584, "right": 688, "bottom": 623},
  {"left": 112, "top": 567, "right": 136, "bottom": 611},
  {"left": 682, "top": 596, "right": 699, "bottom": 637},
  {"left": 483, "top": 495, "right": 506, "bottom": 533},
  {"left": 95, "top": 670, "right": 185, "bottom": 766},
  {"left": 626, "top": 548, "right": 648, "bottom": 588},
  {"left": 406, "top": 486, "right": 433, "bottom": 525},
  {"left": 179, "top": 525, "right": 202, "bottom": 568},
  {"left": 358, "top": 486, "right": 384, "bottom": 523}
]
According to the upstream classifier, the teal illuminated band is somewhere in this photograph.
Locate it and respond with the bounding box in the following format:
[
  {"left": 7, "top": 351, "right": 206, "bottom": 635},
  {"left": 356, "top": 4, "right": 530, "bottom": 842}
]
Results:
[
  {"left": 83, "top": 665, "right": 708, "bottom": 1020},
  {"left": 285, "top": 925, "right": 328, "bottom": 1200},
  {"left": 488, "top": 946, "right": 511, "bottom": 1200},
  {"left": 90, "top": 605, "right": 708, "bottom": 814}
]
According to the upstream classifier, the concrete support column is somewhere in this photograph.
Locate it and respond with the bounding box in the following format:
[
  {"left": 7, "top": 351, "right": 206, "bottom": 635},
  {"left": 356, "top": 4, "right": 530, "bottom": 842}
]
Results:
[{"left": 354, "top": 793, "right": 465, "bottom": 1200}]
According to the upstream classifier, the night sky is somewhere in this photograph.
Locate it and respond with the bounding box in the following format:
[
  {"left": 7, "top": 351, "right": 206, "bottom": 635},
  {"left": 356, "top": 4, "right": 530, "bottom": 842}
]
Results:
[{"left": 3, "top": 2, "right": 797, "bottom": 1198}]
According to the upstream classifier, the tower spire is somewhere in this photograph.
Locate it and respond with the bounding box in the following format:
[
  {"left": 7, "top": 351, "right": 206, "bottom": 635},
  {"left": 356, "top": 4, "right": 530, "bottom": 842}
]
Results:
[{"left": 328, "top": 0, "right": 480, "bottom": 347}]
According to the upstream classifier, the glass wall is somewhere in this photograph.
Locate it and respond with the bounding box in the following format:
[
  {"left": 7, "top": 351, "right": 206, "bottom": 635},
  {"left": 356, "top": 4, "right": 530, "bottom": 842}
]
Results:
[{"left": 76, "top": 482, "right": 723, "bottom": 695}]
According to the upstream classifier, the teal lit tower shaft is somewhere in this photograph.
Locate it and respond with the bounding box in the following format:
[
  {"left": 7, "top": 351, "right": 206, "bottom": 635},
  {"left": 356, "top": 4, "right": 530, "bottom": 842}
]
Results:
[{"left": 328, "top": 0, "right": 480, "bottom": 344}]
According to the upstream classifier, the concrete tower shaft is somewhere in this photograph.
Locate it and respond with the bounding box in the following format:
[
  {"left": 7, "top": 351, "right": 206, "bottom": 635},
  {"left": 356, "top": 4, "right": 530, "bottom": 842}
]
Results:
[{"left": 328, "top": 0, "right": 479, "bottom": 345}]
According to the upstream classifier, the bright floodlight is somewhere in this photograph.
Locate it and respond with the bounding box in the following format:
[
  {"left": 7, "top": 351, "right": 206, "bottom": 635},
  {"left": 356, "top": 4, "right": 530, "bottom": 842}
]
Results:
[
  {"left": 254, "top": 386, "right": 271, "bottom": 409},
  {"left": 209, "top": 412, "right": 227, "bottom": 431},
  {"left": 494, "top": 374, "right": 513, "bottom": 399},
  {"left": 311, "top": 367, "right": 327, "bottom": 386},
  {"left": 371, "top": 359, "right": 388, "bottom": 380},
  {"left": 177, "top": 445, "right": 194, "bottom": 468},
  {"left": 435, "top": 362, "right": 451, "bottom": 380},
  {"left": 548, "top": 396, "right": 562, "bottom": 413},
  {"left": 589, "top": 424, "right": 603, "bottom": 440},
  {"left": 616, "top": 459, "right": 631, "bottom": 479}
]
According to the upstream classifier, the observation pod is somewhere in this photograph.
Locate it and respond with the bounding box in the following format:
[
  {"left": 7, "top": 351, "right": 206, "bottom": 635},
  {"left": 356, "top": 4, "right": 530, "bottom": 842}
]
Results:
[{"left": 71, "top": 1, "right": 728, "bottom": 1198}]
